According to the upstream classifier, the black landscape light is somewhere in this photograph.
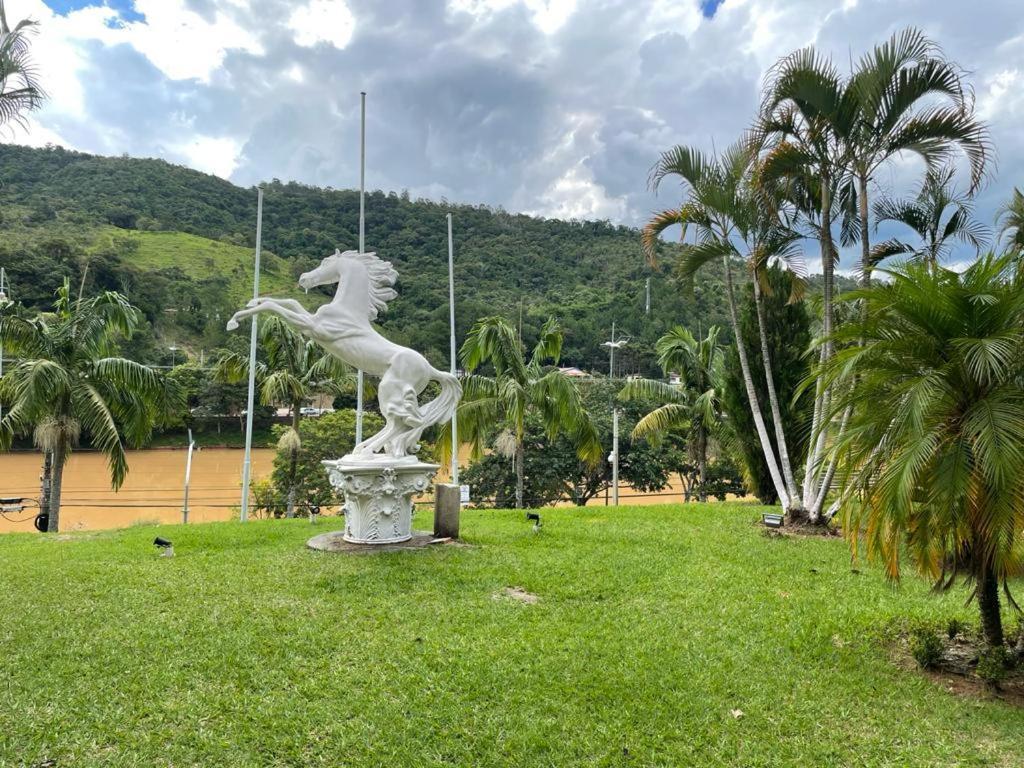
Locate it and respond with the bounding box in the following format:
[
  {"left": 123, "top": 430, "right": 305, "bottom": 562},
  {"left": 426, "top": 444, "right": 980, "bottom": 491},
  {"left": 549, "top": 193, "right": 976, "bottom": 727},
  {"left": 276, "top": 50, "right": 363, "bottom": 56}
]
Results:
[
  {"left": 526, "top": 512, "right": 542, "bottom": 533},
  {"left": 153, "top": 537, "right": 174, "bottom": 557},
  {"left": 763, "top": 513, "right": 784, "bottom": 529}
]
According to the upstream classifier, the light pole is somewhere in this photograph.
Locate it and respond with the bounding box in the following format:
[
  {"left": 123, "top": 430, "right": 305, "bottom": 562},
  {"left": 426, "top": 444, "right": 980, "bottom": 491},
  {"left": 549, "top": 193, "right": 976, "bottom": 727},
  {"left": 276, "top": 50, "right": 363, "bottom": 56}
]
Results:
[
  {"left": 0, "top": 268, "right": 8, "bottom": 424},
  {"left": 168, "top": 346, "right": 178, "bottom": 367},
  {"left": 355, "top": 90, "right": 367, "bottom": 446},
  {"left": 240, "top": 186, "right": 264, "bottom": 523},
  {"left": 601, "top": 322, "right": 628, "bottom": 507},
  {"left": 446, "top": 212, "right": 458, "bottom": 485}
]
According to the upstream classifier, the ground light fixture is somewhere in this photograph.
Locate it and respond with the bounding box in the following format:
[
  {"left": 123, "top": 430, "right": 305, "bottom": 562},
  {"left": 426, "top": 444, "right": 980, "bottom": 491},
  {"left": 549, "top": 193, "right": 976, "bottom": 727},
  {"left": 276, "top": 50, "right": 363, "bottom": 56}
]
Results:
[
  {"left": 153, "top": 537, "right": 174, "bottom": 557},
  {"left": 763, "top": 513, "right": 784, "bottom": 529},
  {"left": 526, "top": 512, "right": 541, "bottom": 532}
]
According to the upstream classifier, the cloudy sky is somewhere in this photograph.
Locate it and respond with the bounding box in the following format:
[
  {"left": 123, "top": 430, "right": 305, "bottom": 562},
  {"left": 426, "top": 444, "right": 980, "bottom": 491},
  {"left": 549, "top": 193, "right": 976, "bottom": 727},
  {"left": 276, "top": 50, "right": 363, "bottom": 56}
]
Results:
[{"left": 5, "top": 0, "right": 1024, "bottom": 259}]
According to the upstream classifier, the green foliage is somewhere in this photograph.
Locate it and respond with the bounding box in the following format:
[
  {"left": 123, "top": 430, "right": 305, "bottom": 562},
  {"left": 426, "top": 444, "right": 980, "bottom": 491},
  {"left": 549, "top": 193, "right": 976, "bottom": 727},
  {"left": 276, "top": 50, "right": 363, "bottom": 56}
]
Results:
[
  {"left": 976, "top": 646, "right": 1011, "bottom": 687},
  {"left": 269, "top": 410, "right": 384, "bottom": 514},
  {"left": 823, "top": 255, "right": 1024, "bottom": 644},
  {"left": 909, "top": 626, "right": 944, "bottom": 669},
  {"left": 722, "top": 266, "right": 812, "bottom": 503}
]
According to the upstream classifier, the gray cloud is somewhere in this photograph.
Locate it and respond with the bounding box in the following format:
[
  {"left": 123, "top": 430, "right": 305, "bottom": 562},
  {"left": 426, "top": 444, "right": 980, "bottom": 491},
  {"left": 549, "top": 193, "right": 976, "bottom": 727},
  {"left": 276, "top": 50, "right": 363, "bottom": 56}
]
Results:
[{"left": 19, "top": 0, "right": 1024, "bottom": 266}]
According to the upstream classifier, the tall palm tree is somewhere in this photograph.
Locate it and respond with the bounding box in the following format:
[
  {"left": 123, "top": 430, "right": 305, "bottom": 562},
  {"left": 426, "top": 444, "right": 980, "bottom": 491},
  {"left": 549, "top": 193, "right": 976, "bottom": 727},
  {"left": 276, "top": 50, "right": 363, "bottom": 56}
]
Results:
[
  {"left": 845, "top": 28, "right": 989, "bottom": 286},
  {"left": 216, "top": 315, "right": 351, "bottom": 517},
  {"left": 0, "top": 281, "right": 179, "bottom": 532},
  {"left": 454, "top": 316, "right": 600, "bottom": 509},
  {"left": 620, "top": 325, "right": 724, "bottom": 501},
  {"left": 871, "top": 166, "right": 988, "bottom": 271},
  {"left": 995, "top": 187, "right": 1024, "bottom": 255},
  {"left": 0, "top": 1, "right": 45, "bottom": 129},
  {"left": 643, "top": 141, "right": 805, "bottom": 515},
  {"left": 818, "top": 255, "right": 1024, "bottom": 648}
]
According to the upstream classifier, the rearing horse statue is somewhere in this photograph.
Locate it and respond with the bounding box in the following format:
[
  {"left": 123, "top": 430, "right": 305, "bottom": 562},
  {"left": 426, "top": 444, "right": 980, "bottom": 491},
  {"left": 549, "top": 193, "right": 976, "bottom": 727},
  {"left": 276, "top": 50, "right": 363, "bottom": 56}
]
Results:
[{"left": 227, "top": 249, "right": 461, "bottom": 460}]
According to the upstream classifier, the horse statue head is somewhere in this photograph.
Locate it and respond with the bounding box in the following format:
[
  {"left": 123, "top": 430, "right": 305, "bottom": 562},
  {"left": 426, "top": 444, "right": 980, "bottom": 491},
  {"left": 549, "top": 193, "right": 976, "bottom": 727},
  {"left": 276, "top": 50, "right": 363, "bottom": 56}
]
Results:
[{"left": 298, "top": 248, "right": 398, "bottom": 320}]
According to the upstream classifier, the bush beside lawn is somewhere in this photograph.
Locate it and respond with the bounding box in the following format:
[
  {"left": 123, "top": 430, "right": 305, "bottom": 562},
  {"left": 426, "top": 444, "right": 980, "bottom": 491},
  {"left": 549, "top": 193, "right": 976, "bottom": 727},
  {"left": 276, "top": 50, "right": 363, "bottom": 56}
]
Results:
[{"left": 1, "top": 503, "right": 1021, "bottom": 767}]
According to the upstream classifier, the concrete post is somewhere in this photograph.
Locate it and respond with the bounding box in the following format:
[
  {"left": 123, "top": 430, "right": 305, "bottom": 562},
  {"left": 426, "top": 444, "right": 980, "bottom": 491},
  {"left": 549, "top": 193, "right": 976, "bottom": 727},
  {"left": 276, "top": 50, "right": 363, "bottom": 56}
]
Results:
[{"left": 434, "top": 483, "right": 461, "bottom": 539}]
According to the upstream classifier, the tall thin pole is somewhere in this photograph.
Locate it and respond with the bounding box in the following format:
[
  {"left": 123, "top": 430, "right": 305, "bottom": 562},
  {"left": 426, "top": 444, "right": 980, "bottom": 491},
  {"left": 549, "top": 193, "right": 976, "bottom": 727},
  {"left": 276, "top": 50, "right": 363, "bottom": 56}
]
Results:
[
  {"left": 240, "top": 187, "right": 264, "bottom": 522},
  {"left": 447, "top": 213, "right": 458, "bottom": 484},
  {"left": 182, "top": 428, "right": 195, "bottom": 525},
  {"left": 609, "top": 321, "right": 615, "bottom": 378},
  {"left": 612, "top": 407, "right": 619, "bottom": 506},
  {"left": 645, "top": 278, "right": 651, "bottom": 315},
  {"left": 0, "top": 268, "right": 8, "bottom": 424},
  {"left": 355, "top": 91, "right": 366, "bottom": 446}
]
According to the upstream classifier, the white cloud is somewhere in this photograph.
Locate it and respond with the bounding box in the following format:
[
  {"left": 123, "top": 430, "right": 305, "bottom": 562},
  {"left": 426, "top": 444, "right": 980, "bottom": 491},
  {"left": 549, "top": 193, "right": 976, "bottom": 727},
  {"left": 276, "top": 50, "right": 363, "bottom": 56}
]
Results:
[
  {"left": 288, "top": 0, "right": 356, "bottom": 49},
  {"left": 171, "top": 135, "right": 242, "bottom": 179}
]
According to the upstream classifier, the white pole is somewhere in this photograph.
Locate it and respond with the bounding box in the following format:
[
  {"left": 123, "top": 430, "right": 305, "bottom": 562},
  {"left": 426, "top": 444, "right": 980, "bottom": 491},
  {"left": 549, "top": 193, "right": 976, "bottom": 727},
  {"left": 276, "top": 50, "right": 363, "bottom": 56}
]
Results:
[
  {"left": 612, "top": 408, "right": 619, "bottom": 506},
  {"left": 240, "top": 187, "right": 264, "bottom": 522},
  {"left": 609, "top": 321, "right": 615, "bottom": 378},
  {"left": 355, "top": 90, "right": 366, "bottom": 446},
  {"left": 182, "top": 428, "right": 195, "bottom": 525},
  {"left": 447, "top": 212, "right": 458, "bottom": 484},
  {"left": 0, "top": 268, "right": 7, "bottom": 424},
  {"left": 645, "top": 278, "right": 651, "bottom": 315}
]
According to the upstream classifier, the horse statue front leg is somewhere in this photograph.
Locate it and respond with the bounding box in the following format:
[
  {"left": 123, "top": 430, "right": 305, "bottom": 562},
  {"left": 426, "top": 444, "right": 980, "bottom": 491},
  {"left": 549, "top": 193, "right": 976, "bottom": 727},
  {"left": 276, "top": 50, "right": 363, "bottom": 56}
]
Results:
[{"left": 226, "top": 298, "right": 314, "bottom": 335}]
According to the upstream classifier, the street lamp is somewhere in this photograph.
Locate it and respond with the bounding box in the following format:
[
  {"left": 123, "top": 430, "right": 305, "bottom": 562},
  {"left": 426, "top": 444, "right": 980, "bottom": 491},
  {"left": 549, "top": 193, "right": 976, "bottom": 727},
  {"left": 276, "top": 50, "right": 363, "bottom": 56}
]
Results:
[
  {"left": 168, "top": 346, "right": 179, "bottom": 367},
  {"left": 601, "top": 321, "right": 629, "bottom": 379},
  {"left": 601, "top": 322, "right": 629, "bottom": 507},
  {"left": 0, "top": 268, "right": 9, "bottom": 424}
]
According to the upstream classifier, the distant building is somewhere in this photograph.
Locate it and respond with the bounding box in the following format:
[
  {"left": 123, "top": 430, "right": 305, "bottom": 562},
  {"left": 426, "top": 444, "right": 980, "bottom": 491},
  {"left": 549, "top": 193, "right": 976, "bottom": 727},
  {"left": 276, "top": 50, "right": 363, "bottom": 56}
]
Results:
[
  {"left": 668, "top": 371, "right": 681, "bottom": 385},
  {"left": 558, "top": 366, "right": 589, "bottom": 378}
]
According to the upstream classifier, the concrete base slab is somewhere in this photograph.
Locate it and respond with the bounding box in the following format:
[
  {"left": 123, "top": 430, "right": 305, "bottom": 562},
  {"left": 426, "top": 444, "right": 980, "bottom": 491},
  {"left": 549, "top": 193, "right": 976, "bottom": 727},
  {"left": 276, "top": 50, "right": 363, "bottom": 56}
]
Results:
[{"left": 307, "top": 529, "right": 449, "bottom": 554}]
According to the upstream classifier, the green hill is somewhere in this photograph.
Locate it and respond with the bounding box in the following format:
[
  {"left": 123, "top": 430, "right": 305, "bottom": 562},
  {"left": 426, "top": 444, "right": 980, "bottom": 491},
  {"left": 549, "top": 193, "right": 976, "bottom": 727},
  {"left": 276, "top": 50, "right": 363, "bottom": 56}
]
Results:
[{"left": 0, "top": 143, "right": 740, "bottom": 370}]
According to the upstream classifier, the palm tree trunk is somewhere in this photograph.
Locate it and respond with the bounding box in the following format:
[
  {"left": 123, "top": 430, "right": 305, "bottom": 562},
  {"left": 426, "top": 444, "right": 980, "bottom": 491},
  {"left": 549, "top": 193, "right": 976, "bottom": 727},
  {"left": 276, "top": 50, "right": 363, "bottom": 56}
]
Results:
[
  {"left": 977, "top": 561, "right": 1004, "bottom": 648},
  {"left": 752, "top": 277, "right": 801, "bottom": 510},
  {"left": 515, "top": 437, "right": 525, "bottom": 510},
  {"left": 696, "top": 426, "right": 708, "bottom": 502},
  {"left": 39, "top": 450, "right": 52, "bottom": 521},
  {"left": 722, "top": 256, "right": 790, "bottom": 509},
  {"left": 285, "top": 407, "right": 301, "bottom": 518},
  {"left": 858, "top": 171, "right": 872, "bottom": 289},
  {"left": 46, "top": 443, "right": 66, "bottom": 533}
]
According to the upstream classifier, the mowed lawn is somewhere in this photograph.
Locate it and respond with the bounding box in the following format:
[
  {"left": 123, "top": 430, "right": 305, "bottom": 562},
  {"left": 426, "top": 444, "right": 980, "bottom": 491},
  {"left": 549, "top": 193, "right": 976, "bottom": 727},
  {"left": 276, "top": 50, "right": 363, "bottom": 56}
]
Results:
[{"left": 1, "top": 504, "right": 1021, "bottom": 767}]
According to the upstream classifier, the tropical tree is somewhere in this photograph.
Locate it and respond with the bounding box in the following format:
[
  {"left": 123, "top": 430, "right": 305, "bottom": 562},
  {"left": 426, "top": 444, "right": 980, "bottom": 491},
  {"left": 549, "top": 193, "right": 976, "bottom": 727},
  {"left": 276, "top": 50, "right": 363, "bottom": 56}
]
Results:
[
  {"left": 843, "top": 28, "right": 989, "bottom": 286},
  {"left": 995, "top": 187, "right": 1024, "bottom": 255},
  {"left": 0, "top": 1, "right": 44, "bottom": 130},
  {"left": 0, "top": 280, "right": 179, "bottom": 532},
  {"left": 215, "top": 315, "right": 351, "bottom": 517},
  {"left": 619, "top": 325, "right": 724, "bottom": 501},
  {"left": 453, "top": 315, "right": 601, "bottom": 509},
  {"left": 818, "top": 255, "right": 1024, "bottom": 648},
  {"left": 643, "top": 141, "right": 808, "bottom": 516},
  {"left": 871, "top": 166, "right": 988, "bottom": 271}
]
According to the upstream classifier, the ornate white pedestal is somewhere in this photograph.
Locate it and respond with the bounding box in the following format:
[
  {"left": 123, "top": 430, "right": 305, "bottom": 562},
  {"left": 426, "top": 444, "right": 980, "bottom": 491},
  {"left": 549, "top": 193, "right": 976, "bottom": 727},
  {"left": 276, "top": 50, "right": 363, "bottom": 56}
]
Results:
[{"left": 323, "top": 456, "right": 437, "bottom": 544}]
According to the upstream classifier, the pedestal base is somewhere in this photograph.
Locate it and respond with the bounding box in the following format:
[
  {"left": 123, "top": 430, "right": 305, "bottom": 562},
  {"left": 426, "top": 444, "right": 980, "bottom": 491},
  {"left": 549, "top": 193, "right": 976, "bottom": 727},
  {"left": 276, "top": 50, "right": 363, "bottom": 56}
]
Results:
[{"left": 323, "top": 456, "right": 438, "bottom": 545}]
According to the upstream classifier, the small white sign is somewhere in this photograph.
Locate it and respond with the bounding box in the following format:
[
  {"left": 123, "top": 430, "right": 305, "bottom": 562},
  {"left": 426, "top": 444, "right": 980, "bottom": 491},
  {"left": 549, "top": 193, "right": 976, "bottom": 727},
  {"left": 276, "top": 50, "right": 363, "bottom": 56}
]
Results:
[{"left": 459, "top": 485, "right": 471, "bottom": 505}]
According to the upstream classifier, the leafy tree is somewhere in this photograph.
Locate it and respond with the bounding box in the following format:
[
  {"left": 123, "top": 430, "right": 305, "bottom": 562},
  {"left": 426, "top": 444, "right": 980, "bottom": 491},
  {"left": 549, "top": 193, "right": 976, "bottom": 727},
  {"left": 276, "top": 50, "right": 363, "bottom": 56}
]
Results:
[
  {"left": 820, "top": 255, "right": 1024, "bottom": 648},
  {"left": 216, "top": 315, "right": 351, "bottom": 517},
  {"left": 871, "top": 167, "right": 988, "bottom": 271},
  {"left": 269, "top": 409, "right": 384, "bottom": 516},
  {"left": 0, "top": 1, "right": 44, "bottom": 129},
  {"left": 995, "top": 187, "right": 1024, "bottom": 255},
  {"left": 0, "top": 281, "right": 179, "bottom": 531},
  {"left": 722, "top": 267, "right": 812, "bottom": 504},
  {"left": 453, "top": 316, "right": 601, "bottom": 509}
]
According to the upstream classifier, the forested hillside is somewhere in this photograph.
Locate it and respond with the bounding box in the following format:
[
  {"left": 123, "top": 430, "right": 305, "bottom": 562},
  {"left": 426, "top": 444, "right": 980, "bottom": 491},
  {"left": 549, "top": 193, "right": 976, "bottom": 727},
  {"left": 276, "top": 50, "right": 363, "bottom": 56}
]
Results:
[{"left": 0, "top": 143, "right": 738, "bottom": 372}]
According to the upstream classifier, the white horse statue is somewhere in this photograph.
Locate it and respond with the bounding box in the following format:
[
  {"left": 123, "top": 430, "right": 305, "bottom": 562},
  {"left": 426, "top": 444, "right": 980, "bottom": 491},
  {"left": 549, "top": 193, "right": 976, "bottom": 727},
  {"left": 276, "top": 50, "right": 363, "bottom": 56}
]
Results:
[{"left": 227, "top": 249, "right": 461, "bottom": 460}]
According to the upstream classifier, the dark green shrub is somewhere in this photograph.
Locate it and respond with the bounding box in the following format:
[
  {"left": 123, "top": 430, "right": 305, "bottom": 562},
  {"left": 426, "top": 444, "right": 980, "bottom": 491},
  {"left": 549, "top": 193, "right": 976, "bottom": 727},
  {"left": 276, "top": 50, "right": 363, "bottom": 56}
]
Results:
[
  {"left": 946, "top": 619, "right": 966, "bottom": 639},
  {"left": 976, "top": 646, "right": 1010, "bottom": 686},
  {"left": 909, "top": 627, "right": 944, "bottom": 669}
]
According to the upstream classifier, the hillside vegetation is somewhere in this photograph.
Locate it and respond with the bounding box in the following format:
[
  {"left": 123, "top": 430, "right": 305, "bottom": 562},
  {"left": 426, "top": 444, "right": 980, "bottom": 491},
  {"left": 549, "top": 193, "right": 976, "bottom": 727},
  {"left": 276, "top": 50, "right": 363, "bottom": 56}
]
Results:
[{"left": 0, "top": 143, "right": 740, "bottom": 371}]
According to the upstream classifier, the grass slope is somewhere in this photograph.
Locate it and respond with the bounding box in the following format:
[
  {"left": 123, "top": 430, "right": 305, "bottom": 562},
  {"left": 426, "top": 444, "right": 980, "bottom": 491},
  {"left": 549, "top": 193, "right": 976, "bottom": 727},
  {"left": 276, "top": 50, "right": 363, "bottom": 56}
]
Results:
[{"left": 1, "top": 504, "right": 1021, "bottom": 767}]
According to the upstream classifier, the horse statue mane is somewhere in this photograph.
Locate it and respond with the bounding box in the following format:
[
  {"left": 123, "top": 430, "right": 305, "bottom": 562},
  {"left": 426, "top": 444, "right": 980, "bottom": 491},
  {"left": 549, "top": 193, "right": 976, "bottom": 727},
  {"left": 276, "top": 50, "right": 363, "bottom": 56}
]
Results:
[{"left": 340, "top": 249, "right": 398, "bottom": 320}]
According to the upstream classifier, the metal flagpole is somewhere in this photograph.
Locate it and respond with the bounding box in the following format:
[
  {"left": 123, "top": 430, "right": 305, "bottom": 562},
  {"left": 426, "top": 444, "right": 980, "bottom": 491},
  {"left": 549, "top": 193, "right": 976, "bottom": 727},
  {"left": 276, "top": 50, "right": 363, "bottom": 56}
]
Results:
[
  {"left": 355, "top": 90, "right": 366, "bottom": 446},
  {"left": 240, "top": 186, "right": 264, "bottom": 522},
  {"left": 0, "top": 268, "right": 8, "bottom": 424},
  {"left": 612, "top": 407, "right": 619, "bottom": 506},
  {"left": 446, "top": 213, "right": 458, "bottom": 485}
]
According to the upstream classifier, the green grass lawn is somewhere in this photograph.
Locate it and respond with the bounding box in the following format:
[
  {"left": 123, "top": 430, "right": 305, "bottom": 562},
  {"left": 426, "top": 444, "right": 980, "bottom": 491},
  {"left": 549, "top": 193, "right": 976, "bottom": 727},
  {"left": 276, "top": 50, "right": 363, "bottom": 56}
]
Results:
[{"left": 1, "top": 504, "right": 1021, "bottom": 767}]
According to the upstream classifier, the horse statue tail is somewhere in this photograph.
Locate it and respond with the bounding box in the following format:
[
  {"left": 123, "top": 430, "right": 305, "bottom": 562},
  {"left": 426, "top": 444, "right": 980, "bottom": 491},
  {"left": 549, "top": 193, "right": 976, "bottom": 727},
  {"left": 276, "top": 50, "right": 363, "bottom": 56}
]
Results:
[{"left": 419, "top": 369, "right": 462, "bottom": 429}]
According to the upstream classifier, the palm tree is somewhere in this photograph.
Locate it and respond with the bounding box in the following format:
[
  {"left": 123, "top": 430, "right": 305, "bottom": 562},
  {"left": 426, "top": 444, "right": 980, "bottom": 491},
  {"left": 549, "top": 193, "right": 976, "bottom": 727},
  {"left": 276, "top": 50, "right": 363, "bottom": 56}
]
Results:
[
  {"left": 0, "top": 1, "right": 45, "bottom": 129},
  {"left": 454, "top": 316, "right": 600, "bottom": 509},
  {"left": 845, "top": 28, "right": 989, "bottom": 286},
  {"left": 995, "top": 187, "right": 1024, "bottom": 255},
  {"left": 871, "top": 166, "right": 988, "bottom": 271},
  {"left": 215, "top": 315, "right": 351, "bottom": 517},
  {"left": 620, "top": 325, "right": 724, "bottom": 501},
  {"left": 818, "top": 255, "right": 1024, "bottom": 648},
  {"left": 0, "top": 281, "right": 179, "bottom": 532},
  {"left": 643, "top": 141, "right": 806, "bottom": 515}
]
